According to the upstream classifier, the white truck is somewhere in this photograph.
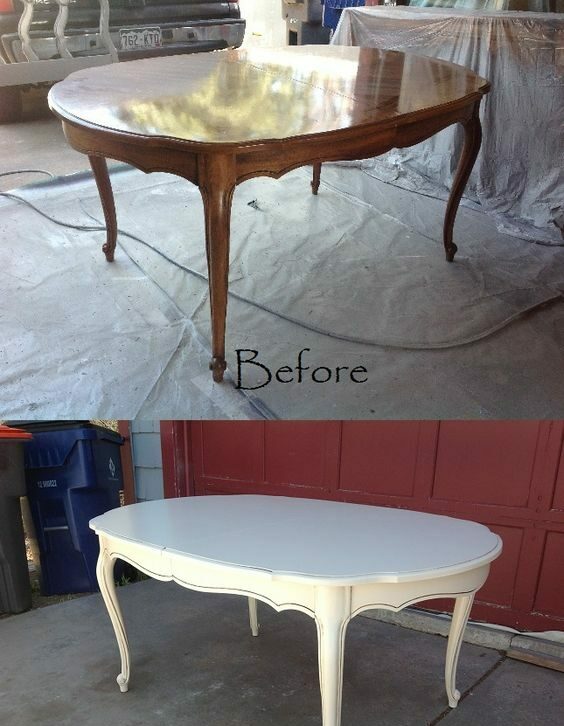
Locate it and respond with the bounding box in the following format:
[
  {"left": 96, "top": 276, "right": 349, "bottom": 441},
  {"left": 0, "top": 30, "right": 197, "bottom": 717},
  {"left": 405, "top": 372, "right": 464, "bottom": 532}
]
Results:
[{"left": 0, "top": 0, "right": 245, "bottom": 122}]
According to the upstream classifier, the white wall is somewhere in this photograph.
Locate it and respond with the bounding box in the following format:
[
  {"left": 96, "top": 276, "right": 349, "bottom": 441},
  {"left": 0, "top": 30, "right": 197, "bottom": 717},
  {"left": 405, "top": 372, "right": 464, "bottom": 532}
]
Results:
[{"left": 239, "top": 0, "right": 287, "bottom": 47}]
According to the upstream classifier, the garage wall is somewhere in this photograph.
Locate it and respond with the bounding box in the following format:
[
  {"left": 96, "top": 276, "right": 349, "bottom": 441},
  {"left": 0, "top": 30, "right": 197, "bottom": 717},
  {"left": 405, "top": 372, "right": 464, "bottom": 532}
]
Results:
[{"left": 161, "top": 421, "right": 564, "bottom": 632}]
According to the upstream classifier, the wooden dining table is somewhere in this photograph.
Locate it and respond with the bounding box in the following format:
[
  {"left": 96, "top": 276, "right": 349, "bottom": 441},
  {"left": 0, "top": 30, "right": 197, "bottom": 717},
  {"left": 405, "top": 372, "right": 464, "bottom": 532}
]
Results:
[{"left": 48, "top": 46, "right": 490, "bottom": 382}]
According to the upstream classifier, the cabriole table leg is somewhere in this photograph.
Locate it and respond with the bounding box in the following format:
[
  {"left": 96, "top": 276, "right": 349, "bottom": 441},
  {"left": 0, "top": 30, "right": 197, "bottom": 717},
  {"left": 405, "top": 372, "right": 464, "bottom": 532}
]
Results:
[
  {"left": 311, "top": 162, "right": 322, "bottom": 196},
  {"left": 89, "top": 155, "right": 118, "bottom": 262},
  {"left": 314, "top": 586, "right": 351, "bottom": 726},
  {"left": 198, "top": 153, "right": 236, "bottom": 383},
  {"left": 445, "top": 593, "right": 475, "bottom": 708},
  {"left": 443, "top": 101, "right": 483, "bottom": 263},
  {"left": 96, "top": 546, "right": 130, "bottom": 693}
]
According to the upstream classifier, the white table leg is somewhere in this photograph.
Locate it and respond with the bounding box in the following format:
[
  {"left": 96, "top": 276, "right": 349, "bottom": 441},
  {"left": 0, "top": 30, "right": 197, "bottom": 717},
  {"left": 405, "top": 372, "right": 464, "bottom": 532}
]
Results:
[
  {"left": 445, "top": 593, "right": 475, "bottom": 708},
  {"left": 96, "top": 546, "right": 130, "bottom": 693},
  {"left": 248, "top": 596, "right": 259, "bottom": 636},
  {"left": 314, "top": 587, "right": 351, "bottom": 726}
]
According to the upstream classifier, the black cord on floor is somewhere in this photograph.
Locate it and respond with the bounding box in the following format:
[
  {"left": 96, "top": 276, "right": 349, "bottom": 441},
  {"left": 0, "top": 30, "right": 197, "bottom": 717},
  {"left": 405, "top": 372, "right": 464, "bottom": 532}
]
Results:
[
  {"left": 1, "top": 171, "right": 562, "bottom": 354},
  {"left": 0, "top": 169, "right": 55, "bottom": 180}
]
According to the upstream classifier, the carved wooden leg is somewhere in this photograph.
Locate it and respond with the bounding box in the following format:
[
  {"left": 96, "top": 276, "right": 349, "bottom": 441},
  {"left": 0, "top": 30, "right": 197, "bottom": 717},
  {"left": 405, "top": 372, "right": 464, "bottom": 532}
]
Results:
[
  {"left": 443, "top": 101, "right": 483, "bottom": 262},
  {"left": 248, "top": 597, "right": 259, "bottom": 637},
  {"left": 314, "top": 587, "right": 351, "bottom": 726},
  {"left": 96, "top": 545, "right": 130, "bottom": 693},
  {"left": 89, "top": 155, "right": 118, "bottom": 262},
  {"left": 445, "top": 593, "right": 475, "bottom": 708},
  {"left": 312, "top": 162, "right": 322, "bottom": 195},
  {"left": 198, "top": 153, "right": 236, "bottom": 383}
]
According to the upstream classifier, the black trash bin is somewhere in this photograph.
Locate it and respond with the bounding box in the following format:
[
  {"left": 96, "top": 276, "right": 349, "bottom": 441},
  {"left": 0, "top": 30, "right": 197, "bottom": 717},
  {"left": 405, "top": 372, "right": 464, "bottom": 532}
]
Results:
[
  {"left": 0, "top": 425, "right": 33, "bottom": 614},
  {"left": 19, "top": 422, "right": 124, "bottom": 595}
]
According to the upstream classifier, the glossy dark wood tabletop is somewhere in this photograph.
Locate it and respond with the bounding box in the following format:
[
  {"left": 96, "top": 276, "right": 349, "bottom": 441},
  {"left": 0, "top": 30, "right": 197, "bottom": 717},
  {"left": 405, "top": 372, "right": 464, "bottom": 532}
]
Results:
[{"left": 49, "top": 45, "right": 489, "bottom": 147}]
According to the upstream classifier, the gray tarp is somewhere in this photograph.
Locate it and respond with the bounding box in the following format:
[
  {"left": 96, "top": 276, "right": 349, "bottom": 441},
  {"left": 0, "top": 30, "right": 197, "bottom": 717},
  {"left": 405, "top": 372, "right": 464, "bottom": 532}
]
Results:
[
  {"left": 1, "top": 166, "right": 563, "bottom": 419},
  {"left": 332, "top": 7, "right": 564, "bottom": 243}
]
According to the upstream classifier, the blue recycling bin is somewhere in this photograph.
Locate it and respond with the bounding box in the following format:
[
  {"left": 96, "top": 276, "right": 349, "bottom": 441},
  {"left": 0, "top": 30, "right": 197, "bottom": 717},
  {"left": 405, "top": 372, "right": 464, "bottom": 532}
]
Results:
[{"left": 21, "top": 422, "right": 124, "bottom": 595}]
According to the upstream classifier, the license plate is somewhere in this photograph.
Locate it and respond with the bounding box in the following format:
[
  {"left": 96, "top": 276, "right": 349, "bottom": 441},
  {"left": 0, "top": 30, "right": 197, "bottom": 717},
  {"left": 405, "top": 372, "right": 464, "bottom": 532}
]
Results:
[{"left": 120, "top": 27, "right": 162, "bottom": 51}]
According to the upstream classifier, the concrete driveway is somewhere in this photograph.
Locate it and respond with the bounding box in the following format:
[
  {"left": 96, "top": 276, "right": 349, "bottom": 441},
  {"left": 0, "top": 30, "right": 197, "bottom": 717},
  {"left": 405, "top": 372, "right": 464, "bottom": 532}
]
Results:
[{"left": 1, "top": 579, "right": 562, "bottom": 726}]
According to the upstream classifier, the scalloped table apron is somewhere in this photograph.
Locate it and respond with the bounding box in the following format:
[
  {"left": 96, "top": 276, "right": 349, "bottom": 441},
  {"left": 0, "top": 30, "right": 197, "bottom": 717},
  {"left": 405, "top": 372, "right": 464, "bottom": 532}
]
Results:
[
  {"left": 90, "top": 495, "right": 502, "bottom": 726},
  {"left": 49, "top": 46, "right": 490, "bottom": 382}
]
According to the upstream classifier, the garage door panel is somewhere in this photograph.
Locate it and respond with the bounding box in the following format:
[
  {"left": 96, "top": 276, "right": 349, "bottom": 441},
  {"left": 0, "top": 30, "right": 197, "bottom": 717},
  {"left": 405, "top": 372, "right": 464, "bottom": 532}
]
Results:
[
  {"left": 551, "top": 441, "right": 564, "bottom": 511},
  {"left": 197, "top": 421, "right": 263, "bottom": 483},
  {"left": 475, "top": 524, "right": 523, "bottom": 608},
  {"left": 533, "top": 531, "right": 564, "bottom": 616},
  {"left": 264, "top": 422, "right": 337, "bottom": 490},
  {"left": 338, "top": 421, "right": 422, "bottom": 496},
  {"left": 432, "top": 421, "right": 541, "bottom": 507}
]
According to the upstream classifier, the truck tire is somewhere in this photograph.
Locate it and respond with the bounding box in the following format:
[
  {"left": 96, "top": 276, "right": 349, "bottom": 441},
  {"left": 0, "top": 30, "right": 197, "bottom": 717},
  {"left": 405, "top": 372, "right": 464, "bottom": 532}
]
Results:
[{"left": 0, "top": 86, "right": 23, "bottom": 123}]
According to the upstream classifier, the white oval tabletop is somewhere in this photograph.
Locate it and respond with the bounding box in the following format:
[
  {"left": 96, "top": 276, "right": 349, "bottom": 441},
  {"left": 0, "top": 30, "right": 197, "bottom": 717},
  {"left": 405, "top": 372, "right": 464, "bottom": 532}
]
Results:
[{"left": 90, "top": 495, "right": 501, "bottom": 585}]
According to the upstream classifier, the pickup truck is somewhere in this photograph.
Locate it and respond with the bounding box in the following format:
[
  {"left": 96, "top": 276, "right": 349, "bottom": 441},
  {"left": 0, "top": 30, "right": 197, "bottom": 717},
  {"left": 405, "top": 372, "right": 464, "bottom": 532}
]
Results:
[{"left": 0, "top": 0, "right": 245, "bottom": 122}]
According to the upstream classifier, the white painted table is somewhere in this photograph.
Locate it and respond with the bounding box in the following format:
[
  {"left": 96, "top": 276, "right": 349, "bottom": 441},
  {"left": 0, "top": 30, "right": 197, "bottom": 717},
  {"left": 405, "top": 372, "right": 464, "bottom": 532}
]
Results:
[{"left": 90, "top": 495, "right": 502, "bottom": 726}]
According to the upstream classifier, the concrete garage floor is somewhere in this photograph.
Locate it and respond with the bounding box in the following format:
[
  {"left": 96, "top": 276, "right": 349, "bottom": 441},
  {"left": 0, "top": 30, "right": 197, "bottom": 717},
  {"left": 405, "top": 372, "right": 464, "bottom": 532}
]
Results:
[
  {"left": 1, "top": 580, "right": 562, "bottom": 726},
  {"left": 0, "top": 86, "right": 91, "bottom": 191}
]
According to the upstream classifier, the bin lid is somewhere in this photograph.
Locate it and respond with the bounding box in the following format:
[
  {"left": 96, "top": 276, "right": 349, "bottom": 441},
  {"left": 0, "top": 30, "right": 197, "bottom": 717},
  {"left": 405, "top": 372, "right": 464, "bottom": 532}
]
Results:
[
  {"left": 21, "top": 425, "right": 123, "bottom": 469},
  {"left": 0, "top": 424, "right": 32, "bottom": 442}
]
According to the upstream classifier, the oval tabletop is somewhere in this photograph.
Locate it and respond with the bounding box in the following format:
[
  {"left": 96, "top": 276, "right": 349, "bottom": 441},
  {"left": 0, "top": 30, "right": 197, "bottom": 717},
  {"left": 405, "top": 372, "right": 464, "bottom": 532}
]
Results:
[
  {"left": 48, "top": 46, "right": 489, "bottom": 148},
  {"left": 90, "top": 495, "right": 501, "bottom": 585}
]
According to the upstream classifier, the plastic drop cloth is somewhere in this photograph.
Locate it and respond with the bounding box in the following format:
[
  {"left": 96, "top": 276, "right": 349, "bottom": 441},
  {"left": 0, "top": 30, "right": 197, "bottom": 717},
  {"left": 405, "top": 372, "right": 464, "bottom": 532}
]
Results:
[
  {"left": 332, "top": 7, "right": 564, "bottom": 243},
  {"left": 409, "top": 2, "right": 554, "bottom": 9},
  {"left": 2, "top": 165, "right": 563, "bottom": 419},
  {"left": 0, "top": 172, "right": 258, "bottom": 420}
]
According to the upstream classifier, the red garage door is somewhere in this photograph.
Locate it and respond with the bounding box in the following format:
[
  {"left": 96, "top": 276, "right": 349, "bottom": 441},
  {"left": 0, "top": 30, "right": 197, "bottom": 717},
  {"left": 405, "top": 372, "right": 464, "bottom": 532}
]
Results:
[{"left": 161, "top": 421, "right": 564, "bottom": 632}]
